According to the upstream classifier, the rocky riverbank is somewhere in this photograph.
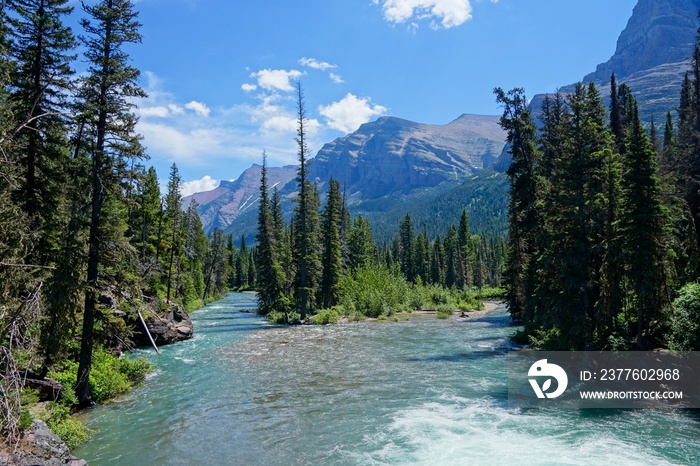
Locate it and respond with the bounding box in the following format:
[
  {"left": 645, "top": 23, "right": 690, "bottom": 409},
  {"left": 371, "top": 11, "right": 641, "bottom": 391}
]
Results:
[{"left": 0, "top": 420, "right": 87, "bottom": 466}]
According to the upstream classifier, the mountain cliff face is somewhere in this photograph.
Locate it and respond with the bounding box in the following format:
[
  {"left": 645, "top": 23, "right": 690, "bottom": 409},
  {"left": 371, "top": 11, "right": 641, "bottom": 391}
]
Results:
[
  {"left": 583, "top": 0, "right": 699, "bottom": 84},
  {"left": 184, "top": 164, "right": 296, "bottom": 232},
  {"left": 308, "top": 114, "right": 505, "bottom": 201}
]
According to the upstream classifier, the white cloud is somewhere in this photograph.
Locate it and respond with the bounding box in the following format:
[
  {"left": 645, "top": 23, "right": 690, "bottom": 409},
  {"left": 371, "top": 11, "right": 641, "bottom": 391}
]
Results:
[
  {"left": 168, "top": 104, "right": 184, "bottom": 115},
  {"left": 182, "top": 176, "right": 219, "bottom": 197},
  {"left": 262, "top": 115, "right": 298, "bottom": 133},
  {"left": 318, "top": 93, "right": 388, "bottom": 133},
  {"left": 329, "top": 72, "right": 344, "bottom": 84},
  {"left": 138, "top": 106, "right": 171, "bottom": 118},
  {"left": 185, "top": 100, "right": 211, "bottom": 117},
  {"left": 250, "top": 69, "right": 303, "bottom": 92},
  {"left": 241, "top": 83, "right": 258, "bottom": 92},
  {"left": 373, "top": 0, "right": 473, "bottom": 29},
  {"left": 299, "top": 57, "right": 337, "bottom": 71}
]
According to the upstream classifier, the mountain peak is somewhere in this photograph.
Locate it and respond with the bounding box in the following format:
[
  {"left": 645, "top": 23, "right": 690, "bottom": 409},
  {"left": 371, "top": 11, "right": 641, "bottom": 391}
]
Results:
[{"left": 584, "top": 0, "right": 700, "bottom": 84}]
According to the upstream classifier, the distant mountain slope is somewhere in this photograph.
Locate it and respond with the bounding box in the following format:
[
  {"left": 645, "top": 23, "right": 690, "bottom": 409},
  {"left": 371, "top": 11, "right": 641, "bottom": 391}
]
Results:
[
  {"left": 184, "top": 164, "right": 296, "bottom": 232},
  {"left": 190, "top": 113, "right": 506, "bottom": 236},
  {"left": 309, "top": 114, "right": 506, "bottom": 201},
  {"left": 494, "top": 0, "right": 700, "bottom": 172}
]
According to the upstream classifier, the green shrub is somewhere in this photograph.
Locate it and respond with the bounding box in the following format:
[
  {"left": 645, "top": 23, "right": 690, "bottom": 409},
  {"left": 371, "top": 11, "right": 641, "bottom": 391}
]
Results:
[
  {"left": 33, "top": 402, "right": 94, "bottom": 450},
  {"left": 428, "top": 285, "right": 452, "bottom": 306},
  {"left": 314, "top": 309, "right": 339, "bottom": 325},
  {"left": 668, "top": 283, "right": 700, "bottom": 350},
  {"left": 50, "top": 416, "right": 94, "bottom": 450},
  {"left": 266, "top": 311, "right": 301, "bottom": 324},
  {"left": 48, "top": 348, "right": 154, "bottom": 404},
  {"left": 437, "top": 304, "right": 454, "bottom": 319},
  {"left": 456, "top": 296, "right": 483, "bottom": 311},
  {"left": 473, "top": 286, "right": 506, "bottom": 300},
  {"left": 340, "top": 264, "right": 410, "bottom": 317},
  {"left": 407, "top": 287, "right": 427, "bottom": 310},
  {"left": 528, "top": 327, "right": 566, "bottom": 350}
]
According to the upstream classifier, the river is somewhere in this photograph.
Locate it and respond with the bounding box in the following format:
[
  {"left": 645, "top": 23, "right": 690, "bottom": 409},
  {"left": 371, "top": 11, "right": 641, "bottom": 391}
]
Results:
[{"left": 75, "top": 292, "right": 700, "bottom": 465}]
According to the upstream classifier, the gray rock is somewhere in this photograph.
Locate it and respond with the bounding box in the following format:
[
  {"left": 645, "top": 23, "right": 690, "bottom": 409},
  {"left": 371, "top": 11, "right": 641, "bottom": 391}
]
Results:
[
  {"left": 0, "top": 420, "right": 87, "bottom": 466},
  {"left": 130, "top": 301, "right": 194, "bottom": 348}
]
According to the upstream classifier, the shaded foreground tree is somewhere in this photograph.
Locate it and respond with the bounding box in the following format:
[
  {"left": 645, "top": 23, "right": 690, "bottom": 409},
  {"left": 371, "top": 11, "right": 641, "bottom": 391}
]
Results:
[{"left": 75, "top": 0, "right": 146, "bottom": 406}]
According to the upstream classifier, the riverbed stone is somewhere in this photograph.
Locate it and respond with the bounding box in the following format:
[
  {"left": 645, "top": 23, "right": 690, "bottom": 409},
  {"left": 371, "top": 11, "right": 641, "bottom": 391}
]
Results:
[
  {"left": 0, "top": 420, "right": 87, "bottom": 466},
  {"left": 129, "top": 300, "right": 194, "bottom": 348}
]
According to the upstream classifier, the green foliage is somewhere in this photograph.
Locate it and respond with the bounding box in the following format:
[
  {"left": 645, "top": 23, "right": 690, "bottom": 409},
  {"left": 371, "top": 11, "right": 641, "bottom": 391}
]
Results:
[
  {"left": 668, "top": 283, "right": 700, "bottom": 350},
  {"left": 472, "top": 286, "right": 506, "bottom": 300},
  {"left": 436, "top": 305, "right": 454, "bottom": 319},
  {"left": 32, "top": 402, "right": 94, "bottom": 450},
  {"left": 49, "top": 415, "right": 94, "bottom": 450},
  {"left": 313, "top": 309, "right": 340, "bottom": 325},
  {"left": 340, "top": 264, "right": 410, "bottom": 317},
  {"left": 267, "top": 311, "right": 301, "bottom": 325},
  {"left": 528, "top": 327, "right": 565, "bottom": 351},
  {"left": 49, "top": 348, "right": 153, "bottom": 404}
]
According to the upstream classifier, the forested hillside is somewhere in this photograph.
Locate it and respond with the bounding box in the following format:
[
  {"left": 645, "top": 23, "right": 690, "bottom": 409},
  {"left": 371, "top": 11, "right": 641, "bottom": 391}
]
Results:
[{"left": 0, "top": 0, "right": 230, "bottom": 449}]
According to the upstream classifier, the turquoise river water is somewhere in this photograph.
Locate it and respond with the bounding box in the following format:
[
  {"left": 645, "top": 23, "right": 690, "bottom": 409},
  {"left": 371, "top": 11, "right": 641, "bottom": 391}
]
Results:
[{"left": 75, "top": 292, "right": 700, "bottom": 465}]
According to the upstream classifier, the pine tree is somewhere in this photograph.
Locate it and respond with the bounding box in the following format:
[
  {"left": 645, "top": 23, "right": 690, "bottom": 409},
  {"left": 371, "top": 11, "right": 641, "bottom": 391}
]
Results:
[
  {"left": 271, "top": 186, "right": 293, "bottom": 294},
  {"left": 75, "top": 0, "right": 146, "bottom": 406},
  {"left": 494, "top": 87, "right": 541, "bottom": 321},
  {"left": 430, "top": 232, "right": 445, "bottom": 285},
  {"left": 8, "top": 0, "right": 76, "bottom": 262},
  {"left": 444, "top": 225, "right": 458, "bottom": 288},
  {"left": 348, "top": 215, "right": 375, "bottom": 271},
  {"left": 292, "top": 81, "right": 317, "bottom": 320},
  {"left": 164, "top": 163, "right": 183, "bottom": 302},
  {"left": 609, "top": 73, "right": 624, "bottom": 150},
  {"left": 620, "top": 103, "right": 671, "bottom": 348},
  {"left": 256, "top": 152, "right": 285, "bottom": 314},
  {"left": 457, "top": 209, "right": 472, "bottom": 287},
  {"left": 399, "top": 213, "right": 415, "bottom": 281},
  {"left": 319, "top": 178, "right": 343, "bottom": 308},
  {"left": 235, "top": 235, "right": 248, "bottom": 289}
]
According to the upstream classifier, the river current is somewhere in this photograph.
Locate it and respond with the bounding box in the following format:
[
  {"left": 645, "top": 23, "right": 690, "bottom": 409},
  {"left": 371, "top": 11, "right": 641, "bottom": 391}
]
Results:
[{"left": 75, "top": 292, "right": 700, "bottom": 465}]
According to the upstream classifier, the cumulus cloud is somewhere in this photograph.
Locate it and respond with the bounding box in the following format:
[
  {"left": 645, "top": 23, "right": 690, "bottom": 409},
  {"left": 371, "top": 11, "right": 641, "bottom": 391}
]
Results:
[
  {"left": 241, "top": 83, "right": 258, "bottom": 92},
  {"left": 181, "top": 176, "right": 219, "bottom": 197},
  {"left": 249, "top": 69, "right": 303, "bottom": 92},
  {"left": 138, "top": 106, "right": 171, "bottom": 118},
  {"left": 185, "top": 100, "right": 211, "bottom": 117},
  {"left": 329, "top": 72, "right": 344, "bottom": 84},
  {"left": 299, "top": 57, "right": 337, "bottom": 71},
  {"left": 373, "top": 0, "right": 474, "bottom": 29},
  {"left": 318, "top": 93, "right": 388, "bottom": 133}
]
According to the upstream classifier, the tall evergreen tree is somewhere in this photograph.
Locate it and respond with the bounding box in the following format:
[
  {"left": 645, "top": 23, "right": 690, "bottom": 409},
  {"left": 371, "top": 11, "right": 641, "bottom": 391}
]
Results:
[
  {"left": 256, "top": 152, "right": 285, "bottom": 314},
  {"left": 494, "top": 87, "right": 541, "bottom": 321},
  {"left": 620, "top": 103, "right": 671, "bottom": 348},
  {"left": 399, "top": 213, "right": 415, "bottom": 281},
  {"left": 164, "top": 163, "right": 183, "bottom": 302},
  {"left": 457, "top": 209, "right": 472, "bottom": 287},
  {"left": 348, "top": 215, "right": 375, "bottom": 271},
  {"left": 8, "top": 0, "right": 75, "bottom": 262},
  {"left": 75, "top": 0, "right": 146, "bottom": 406},
  {"left": 292, "top": 81, "right": 317, "bottom": 320},
  {"left": 319, "top": 178, "right": 343, "bottom": 308}
]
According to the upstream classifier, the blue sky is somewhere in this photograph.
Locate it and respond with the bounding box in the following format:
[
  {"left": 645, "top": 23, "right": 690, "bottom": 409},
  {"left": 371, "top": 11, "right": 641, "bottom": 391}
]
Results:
[{"left": 70, "top": 0, "right": 637, "bottom": 195}]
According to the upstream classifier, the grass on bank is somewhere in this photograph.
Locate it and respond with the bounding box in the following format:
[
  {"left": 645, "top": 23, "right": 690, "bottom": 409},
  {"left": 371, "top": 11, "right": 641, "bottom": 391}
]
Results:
[{"left": 19, "top": 348, "right": 155, "bottom": 449}]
